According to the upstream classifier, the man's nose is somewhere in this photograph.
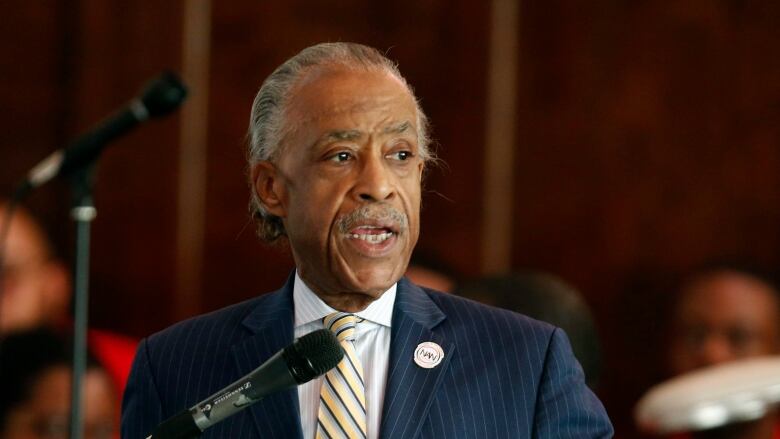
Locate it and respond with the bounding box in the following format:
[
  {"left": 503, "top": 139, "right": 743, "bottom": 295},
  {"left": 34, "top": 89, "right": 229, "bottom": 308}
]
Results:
[{"left": 354, "top": 154, "right": 394, "bottom": 202}]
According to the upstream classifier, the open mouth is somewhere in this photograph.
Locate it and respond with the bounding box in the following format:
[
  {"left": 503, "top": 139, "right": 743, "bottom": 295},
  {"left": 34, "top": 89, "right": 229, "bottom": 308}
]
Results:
[
  {"left": 349, "top": 226, "right": 395, "bottom": 243},
  {"left": 337, "top": 205, "right": 406, "bottom": 256}
]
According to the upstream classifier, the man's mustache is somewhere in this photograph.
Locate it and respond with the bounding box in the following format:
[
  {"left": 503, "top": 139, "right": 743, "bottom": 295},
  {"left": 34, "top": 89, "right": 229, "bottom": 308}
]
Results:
[{"left": 337, "top": 204, "right": 408, "bottom": 233}]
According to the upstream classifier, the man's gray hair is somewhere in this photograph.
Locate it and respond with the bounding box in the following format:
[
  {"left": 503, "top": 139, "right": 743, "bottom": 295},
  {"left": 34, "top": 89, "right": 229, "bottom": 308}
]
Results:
[{"left": 247, "top": 42, "right": 433, "bottom": 242}]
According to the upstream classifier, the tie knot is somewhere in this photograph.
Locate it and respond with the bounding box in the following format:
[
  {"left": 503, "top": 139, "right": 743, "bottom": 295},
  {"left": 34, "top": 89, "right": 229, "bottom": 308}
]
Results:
[{"left": 323, "top": 312, "right": 361, "bottom": 342}]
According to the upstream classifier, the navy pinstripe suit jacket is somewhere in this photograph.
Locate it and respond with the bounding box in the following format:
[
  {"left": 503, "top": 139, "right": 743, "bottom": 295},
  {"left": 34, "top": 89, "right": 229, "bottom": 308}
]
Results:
[{"left": 121, "top": 276, "right": 613, "bottom": 438}]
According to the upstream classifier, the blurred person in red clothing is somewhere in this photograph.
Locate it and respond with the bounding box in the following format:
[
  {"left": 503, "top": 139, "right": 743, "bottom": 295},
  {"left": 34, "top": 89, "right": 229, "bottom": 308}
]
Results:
[
  {"left": 666, "top": 266, "right": 780, "bottom": 439},
  {"left": 0, "top": 201, "right": 137, "bottom": 396}
]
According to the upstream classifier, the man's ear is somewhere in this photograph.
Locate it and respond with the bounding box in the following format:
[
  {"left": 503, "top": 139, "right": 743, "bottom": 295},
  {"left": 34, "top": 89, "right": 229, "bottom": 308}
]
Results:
[{"left": 251, "top": 161, "right": 287, "bottom": 217}]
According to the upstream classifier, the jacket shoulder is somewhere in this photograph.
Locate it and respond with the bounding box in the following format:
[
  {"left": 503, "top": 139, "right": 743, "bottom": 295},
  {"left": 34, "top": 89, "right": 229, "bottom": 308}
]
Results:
[{"left": 143, "top": 292, "right": 275, "bottom": 359}]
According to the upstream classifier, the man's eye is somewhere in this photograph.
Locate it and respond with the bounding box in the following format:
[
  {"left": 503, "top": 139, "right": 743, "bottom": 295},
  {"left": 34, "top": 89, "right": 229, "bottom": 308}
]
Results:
[
  {"left": 329, "top": 152, "right": 352, "bottom": 162},
  {"left": 388, "top": 151, "right": 413, "bottom": 161}
]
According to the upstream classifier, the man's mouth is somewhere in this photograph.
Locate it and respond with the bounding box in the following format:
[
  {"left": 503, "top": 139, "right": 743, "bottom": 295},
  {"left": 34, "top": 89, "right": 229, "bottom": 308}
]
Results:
[
  {"left": 348, "top": 226, "right": 396, "bottom": 244},
  {"left": 337, "top": 204, "right": 407, "bottom": 255}
]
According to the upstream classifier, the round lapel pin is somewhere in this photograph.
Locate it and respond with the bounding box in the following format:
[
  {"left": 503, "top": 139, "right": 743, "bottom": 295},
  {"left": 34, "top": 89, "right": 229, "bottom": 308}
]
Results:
[{"left": 414, "top": 341, "right": 444, "bottom": 369}]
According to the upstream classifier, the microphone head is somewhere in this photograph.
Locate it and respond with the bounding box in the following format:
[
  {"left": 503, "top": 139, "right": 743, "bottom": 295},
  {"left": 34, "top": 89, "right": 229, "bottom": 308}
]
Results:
[
  {"left": 282, "top": 329, "right": 344, "bottom": 384},
  {"left": 140, "top": 71, "right": 188, "bottom": 118}
]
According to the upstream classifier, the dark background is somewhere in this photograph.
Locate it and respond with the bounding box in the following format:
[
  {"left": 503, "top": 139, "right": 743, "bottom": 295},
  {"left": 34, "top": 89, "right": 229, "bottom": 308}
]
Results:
[{"left": 1, "top": 1, "right": 778, "bottom": 437}]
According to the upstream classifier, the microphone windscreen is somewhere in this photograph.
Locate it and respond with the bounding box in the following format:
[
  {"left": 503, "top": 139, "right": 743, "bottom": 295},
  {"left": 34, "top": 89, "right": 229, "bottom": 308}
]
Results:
[
  {"left": 635, "top": 356, "right": 780, "bottom": 434},
  {"left": 283, "top": 329, "right": 344, "bottom": 384},
  {"left": 140, "top": 71, "right": 188, "bottom": 118}
]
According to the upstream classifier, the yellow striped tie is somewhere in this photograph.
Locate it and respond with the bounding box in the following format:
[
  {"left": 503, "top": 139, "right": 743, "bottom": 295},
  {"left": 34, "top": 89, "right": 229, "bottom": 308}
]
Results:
[{"left": 317, "top": 312, "right": 367, "bottom": 439}]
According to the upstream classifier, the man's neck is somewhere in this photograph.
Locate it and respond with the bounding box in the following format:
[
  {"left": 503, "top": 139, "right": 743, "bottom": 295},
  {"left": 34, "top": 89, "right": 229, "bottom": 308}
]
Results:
[
  {"left": 296, "top": 273, "right": 391, "bottom": 312},
  {"left": 293, "top": 272, "right": 397, "bottom": 327}
]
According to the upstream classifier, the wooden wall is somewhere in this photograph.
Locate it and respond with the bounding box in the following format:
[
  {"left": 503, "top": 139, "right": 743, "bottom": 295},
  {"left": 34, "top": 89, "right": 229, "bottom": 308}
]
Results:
[
  {"left": 512, "top": 2, "right": 780, "bottom": 435},
  {"left": 1, "top": 1, "right": 778, "bottom": 437}
]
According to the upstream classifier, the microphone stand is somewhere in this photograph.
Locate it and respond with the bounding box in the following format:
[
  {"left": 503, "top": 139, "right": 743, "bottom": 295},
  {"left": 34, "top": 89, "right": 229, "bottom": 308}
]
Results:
[
  {"left": 69, "top": 165, "right": 97, "bottom": 439},
  {"left": 5, "top": 71, "right": 187, "bottom": 439}
]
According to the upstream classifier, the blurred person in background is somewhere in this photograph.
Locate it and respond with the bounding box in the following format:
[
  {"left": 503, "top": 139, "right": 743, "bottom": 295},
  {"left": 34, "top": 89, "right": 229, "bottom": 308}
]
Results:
[
  {"left": 0, "top": 201, "right": 137, "bottom": 397},
  {"left": 454, "top": 271, "right": 603, "bottom": 389},
  {"left": 0, "top": 327, "right": 117, "bottom": 439},
  {"left": 404, "top": 252, "right": 458, "bottom": 293},
  {"left": 665, "top": 266, "right": 780, "bottom": 439},
  {"left": 0, "top": 203, "right": 70, "bottom": 333}
]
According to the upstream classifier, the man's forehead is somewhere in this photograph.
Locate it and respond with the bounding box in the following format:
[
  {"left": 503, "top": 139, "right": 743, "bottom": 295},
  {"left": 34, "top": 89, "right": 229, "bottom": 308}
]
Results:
[
  {"left": 293, "top": 91, "right": 417, "bottom": 126},
  {"left": 683, "top": 274, "right": 777, "bottom": 303},
  {"left": 286, "top": 67, "right": 416, "bottom": 117},
  {"left": 677, "top": 286, "right": 780, "bottom": 328},
  {"left": 293, "top": 64, "right": 407, "bottom": 95}
]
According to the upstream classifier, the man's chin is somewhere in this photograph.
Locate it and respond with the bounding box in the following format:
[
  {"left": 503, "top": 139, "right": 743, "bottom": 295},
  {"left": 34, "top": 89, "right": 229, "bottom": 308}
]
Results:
[{"left": 344, "top": 267, "right": 402, "bottom": 296}]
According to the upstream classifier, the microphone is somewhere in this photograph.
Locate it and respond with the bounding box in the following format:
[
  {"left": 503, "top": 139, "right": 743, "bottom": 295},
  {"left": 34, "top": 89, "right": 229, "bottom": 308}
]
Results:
[
  {"left": 148, "top": 328, "right": 344, "bottom": 439},
  {"left": 13, "top": 71, "right": 188, "bottom": 199}
]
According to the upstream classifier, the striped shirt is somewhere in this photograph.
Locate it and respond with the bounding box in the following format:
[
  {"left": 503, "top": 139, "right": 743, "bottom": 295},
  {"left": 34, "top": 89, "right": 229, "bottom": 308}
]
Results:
[{"left": 293, "top": 272, "right": 396, "bottom": 439}]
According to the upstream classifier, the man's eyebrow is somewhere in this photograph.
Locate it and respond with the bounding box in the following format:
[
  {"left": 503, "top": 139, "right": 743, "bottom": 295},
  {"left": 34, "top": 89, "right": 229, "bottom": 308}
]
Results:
[
  {"left": 382, "top": 121, "right": 413, "bottom": 135},
  {"left": 321, "top": 130, "right": 362, "bottom": 142},
  {"left": 316, "top": 122, "right": 414, "bottom": 145}
]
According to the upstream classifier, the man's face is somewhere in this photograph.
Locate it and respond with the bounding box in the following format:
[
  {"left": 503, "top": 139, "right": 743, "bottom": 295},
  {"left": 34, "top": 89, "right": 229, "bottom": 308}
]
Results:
[
  {"left": 253, "top": 67, "right": 424, "bottom": 311},
  {"left": 668, "top": 271, "right": 780, "bottom": 375}
]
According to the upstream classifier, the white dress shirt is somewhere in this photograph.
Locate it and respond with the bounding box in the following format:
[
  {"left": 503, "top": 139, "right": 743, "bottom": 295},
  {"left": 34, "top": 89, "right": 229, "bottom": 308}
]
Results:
[{"left": 293, "top": 272, "right": 395, "bottom": 439}]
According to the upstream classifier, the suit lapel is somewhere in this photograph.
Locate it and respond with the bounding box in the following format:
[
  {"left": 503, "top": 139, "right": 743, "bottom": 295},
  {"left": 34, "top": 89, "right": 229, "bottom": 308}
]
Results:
[
  {"left": 231, "top": 274, "right": 303, "bottom": 439},
  {"left": 380, "top": 278, "right": 454, "bottom": 439}
]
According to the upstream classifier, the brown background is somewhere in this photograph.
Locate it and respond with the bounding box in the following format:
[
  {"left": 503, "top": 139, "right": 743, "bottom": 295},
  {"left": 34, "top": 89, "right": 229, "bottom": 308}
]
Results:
[{"left": 1, "top": 1, "right": 778, "bottom": 437}]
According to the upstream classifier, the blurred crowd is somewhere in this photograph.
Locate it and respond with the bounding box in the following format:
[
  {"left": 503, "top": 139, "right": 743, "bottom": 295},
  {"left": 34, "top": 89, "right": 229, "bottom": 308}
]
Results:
[
  {"left": 1, "top": 200, "right": 778, "bottom": 438},
  {"left": 0, "top": 201, "right": 136, "bottom": 439},
  {"left": 407, "top": 258, "right": 780, "bottom": 438}
]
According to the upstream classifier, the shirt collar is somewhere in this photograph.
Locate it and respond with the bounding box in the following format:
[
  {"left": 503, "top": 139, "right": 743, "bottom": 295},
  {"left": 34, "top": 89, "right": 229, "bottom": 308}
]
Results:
[{"left": 293, "top": 270, "right": 396, "bottom": 328}]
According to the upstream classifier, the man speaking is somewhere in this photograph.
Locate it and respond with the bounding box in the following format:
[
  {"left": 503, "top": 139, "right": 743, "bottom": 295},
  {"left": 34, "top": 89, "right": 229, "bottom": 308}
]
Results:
[{"left": 121, "top": 42, "right": 613, "bottom": 438}]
